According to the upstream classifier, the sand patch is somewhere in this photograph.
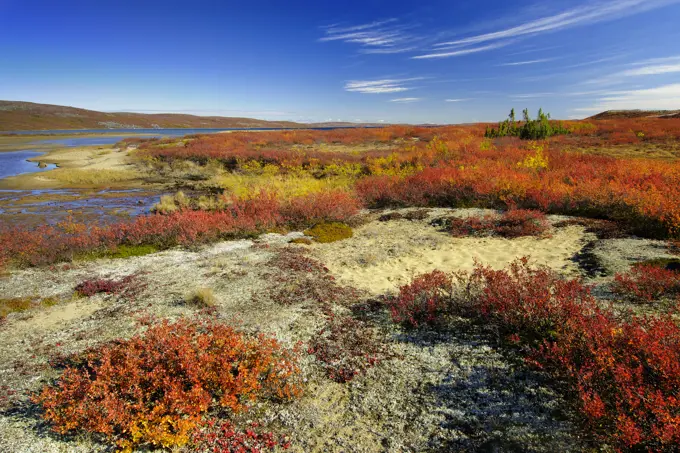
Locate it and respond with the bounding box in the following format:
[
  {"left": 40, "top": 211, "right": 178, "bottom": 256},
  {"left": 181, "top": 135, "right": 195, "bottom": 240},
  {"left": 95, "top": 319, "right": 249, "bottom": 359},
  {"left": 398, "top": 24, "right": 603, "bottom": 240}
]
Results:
[
  {"left": 6, "top": 299, "right": 104, "bottom": 333},
  {"left": 313, "top": 211, "right": 589, "bottom": 295}
]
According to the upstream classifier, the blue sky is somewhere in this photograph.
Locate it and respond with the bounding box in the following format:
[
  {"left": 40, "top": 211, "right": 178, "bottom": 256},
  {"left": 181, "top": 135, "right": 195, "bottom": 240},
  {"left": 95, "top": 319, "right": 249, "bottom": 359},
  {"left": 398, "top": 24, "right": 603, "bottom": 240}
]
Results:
[{"left": 1, "top": 0, "right": 680, "bottom": 124}]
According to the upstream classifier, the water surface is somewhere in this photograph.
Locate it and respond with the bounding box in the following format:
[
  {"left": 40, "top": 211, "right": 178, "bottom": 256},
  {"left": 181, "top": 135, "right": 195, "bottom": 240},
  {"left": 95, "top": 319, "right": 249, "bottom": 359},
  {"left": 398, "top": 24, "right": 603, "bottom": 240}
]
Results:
[{"left": 0, "top": 150, "right": 57, "bottom": 179}]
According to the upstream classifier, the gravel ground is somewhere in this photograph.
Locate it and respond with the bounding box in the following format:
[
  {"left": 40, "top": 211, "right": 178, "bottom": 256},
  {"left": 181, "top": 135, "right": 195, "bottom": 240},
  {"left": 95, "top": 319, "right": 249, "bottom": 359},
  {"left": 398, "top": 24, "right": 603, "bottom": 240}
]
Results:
[{"left": 0, "top": 208, "right": 672, "bottom": 452}]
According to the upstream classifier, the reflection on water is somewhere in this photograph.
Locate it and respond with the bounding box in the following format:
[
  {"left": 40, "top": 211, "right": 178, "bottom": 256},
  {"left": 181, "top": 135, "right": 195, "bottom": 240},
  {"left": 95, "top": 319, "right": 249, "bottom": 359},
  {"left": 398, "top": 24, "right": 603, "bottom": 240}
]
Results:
[{"left": 0, "top": 150, "right": 58, "bottom": 179}]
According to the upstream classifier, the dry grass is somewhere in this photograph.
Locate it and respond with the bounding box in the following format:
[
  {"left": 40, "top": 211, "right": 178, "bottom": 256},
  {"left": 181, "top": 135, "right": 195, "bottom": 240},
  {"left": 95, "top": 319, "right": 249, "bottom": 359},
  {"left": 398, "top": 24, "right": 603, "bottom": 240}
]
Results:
[
  {"left": 46, "top": 169, "right": 141, "bottom": 185},
  {"left": 185, "top": 287, "right": 217, "bottom": 307}
]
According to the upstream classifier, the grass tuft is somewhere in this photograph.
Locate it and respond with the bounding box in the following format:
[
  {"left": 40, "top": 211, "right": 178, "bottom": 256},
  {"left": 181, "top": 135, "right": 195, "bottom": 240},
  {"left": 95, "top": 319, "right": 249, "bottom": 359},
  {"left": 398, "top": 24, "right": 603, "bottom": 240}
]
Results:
[{"left": 185, "top": 288, "right": 217, "bottom": 307}]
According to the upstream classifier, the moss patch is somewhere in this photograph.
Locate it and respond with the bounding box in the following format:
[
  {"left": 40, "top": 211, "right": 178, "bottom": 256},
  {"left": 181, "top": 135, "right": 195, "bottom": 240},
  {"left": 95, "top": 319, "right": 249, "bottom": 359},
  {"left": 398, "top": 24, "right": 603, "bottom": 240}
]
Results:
[
  {"left": 0, "top": 298, "right": 33, "bottom": 319},
  {"left": 304, "top": 222, "right": 353, "bottom": 244},
  {"left": 76, "top": 244, "right": 159, "bottom": 262},
  {"left": 107, "top": 244, "right": 159, "bottom": 259}
]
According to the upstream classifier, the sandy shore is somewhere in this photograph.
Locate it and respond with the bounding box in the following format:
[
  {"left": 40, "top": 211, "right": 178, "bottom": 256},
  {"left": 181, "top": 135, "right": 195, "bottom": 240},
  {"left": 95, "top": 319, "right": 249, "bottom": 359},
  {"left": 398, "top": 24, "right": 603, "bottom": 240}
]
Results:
[{"left": 0, "top": 144, "right": 145, "bottom": 190}]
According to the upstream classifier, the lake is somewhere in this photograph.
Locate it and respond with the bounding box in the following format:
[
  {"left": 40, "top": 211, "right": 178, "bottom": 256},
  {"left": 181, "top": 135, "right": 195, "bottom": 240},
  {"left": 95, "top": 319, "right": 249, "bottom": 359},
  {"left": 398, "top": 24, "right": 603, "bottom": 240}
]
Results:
[
  {"left": 0, "top": 150, "right": 57, "bottom": 179},
  {"left": 3, "top": 126, "right": 361, "bottom": 136}
]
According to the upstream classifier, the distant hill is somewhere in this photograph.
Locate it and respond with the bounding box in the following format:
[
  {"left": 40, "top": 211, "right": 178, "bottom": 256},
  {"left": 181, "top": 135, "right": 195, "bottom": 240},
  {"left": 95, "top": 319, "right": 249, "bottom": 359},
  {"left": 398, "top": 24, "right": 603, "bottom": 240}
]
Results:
[
  {"left": 0, "top": 101, "right": 380, "bottom": 131},
  {"left": 588, "top": 109, "right": 680, "bottom": 120}
]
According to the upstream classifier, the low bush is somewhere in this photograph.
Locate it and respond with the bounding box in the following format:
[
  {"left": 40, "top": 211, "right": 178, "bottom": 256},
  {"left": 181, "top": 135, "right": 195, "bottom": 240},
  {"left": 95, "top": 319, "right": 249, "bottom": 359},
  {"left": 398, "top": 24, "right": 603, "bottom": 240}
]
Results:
[
  {"left": 308, "top": 307, "right": 394, "bottom": 382},
  {"left": 0, "top": 189, "right": 359, "bottom": 271},
  {"left": 74, "top": 274, "right": 144, "bottom": 299},
  {"left": 553, "top": 217, "right": 627, "bottom": 239},
  {"left": 261, "top": 249, "right": 359, "bottom": 307},
  {"left": 303, "top": 222, "right": 353, "bottom": 243},
  {"left": 387, "top": 270, "right": 455, "bottom": 328},
  {"left": 396, "top": 259, "right": 680, "bottom": 451},
  {"left": 448, "top": 210, "right": 549, "bottom": 239},
  {"left": 191, "top": 420, "right": 290, "bottom": 452},
  {"left": 611, "top": 264, "right": 680, "bottom": 303},
  {"left": 281, "top": 190, "right": 361, "bottom": 228},
  {"left": 33, "top": 318, "right": 302, "bottom": 452}
]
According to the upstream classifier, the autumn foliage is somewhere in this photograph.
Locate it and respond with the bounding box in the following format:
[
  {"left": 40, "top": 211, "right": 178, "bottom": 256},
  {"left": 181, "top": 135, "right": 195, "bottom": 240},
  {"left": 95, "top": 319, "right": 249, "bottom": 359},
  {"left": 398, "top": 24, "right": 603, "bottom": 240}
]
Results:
[
  {"left": 612, "top": 264, "right": 680, "bottom": 303},
  {"left": 448, "top": 209, "right": 550, "bottom": 238},
  {"left": 0, "top": 190, "right": 359, "bottom": 269},
  {"left": 392, "top": 260, "right": 680, "bottom": 451},
  {"left": 33, "top": 318, "right": 302, "bottom": 452}
]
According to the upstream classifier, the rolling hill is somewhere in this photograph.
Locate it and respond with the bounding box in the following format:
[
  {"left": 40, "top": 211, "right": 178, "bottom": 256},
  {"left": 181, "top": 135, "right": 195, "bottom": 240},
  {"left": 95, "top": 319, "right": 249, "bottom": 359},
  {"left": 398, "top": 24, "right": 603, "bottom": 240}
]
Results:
[
  {"left": 588, "top": 109, "right": 680, "bottom": 120},
  {"left": 0, "top": 101, "right": 371, "bottom": 131}
]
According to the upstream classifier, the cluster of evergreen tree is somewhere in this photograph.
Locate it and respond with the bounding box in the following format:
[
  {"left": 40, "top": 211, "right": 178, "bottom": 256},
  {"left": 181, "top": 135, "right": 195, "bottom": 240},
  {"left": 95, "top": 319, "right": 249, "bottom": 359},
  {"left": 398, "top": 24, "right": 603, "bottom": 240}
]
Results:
[{"left": 485, "top": 108, "right": 570, "bottom": 140}]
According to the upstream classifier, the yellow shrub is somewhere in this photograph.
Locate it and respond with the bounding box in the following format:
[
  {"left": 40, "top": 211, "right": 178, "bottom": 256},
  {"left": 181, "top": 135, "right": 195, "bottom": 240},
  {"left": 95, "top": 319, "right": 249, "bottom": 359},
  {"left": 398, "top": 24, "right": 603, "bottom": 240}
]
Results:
[
  {"left": 304, "top": 222, "right": 353, "bottom": 243},
  {"left": 518, "top": 142, "right": 549, "bottom": 171}
]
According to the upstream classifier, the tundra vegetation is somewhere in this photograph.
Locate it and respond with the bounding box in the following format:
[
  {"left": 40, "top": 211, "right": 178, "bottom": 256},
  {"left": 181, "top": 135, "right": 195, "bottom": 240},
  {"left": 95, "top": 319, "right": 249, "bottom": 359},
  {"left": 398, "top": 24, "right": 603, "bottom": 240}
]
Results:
[{"left": 1, "top": 115, "right": 680, "bottom": 452}]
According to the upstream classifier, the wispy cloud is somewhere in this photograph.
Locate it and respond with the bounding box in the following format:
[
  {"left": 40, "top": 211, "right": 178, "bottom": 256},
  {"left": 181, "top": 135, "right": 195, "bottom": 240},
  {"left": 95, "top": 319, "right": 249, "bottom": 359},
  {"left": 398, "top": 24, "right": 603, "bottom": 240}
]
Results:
[
  {"left": 585, "top": 55, "right": 680, "bottom": 85},
  {"left": 500, "top": 58, "right": 555, "bottom": 66},
  {"left": 563, "top": 55, "right": 625, "bottom": 69},
  {"left": 344, "top": 77, "right": 424, "bottom": 94},
  {"left": 437, "top": 0, "right": 677, "bottom": 47},
  {"left": 320, "top": 19, "right": 418, "bottom": 54},
  {"left": 619, "top": 61, "right": 680, "bottom": 77},
  {"left": 573, "top": 83, "right": 680, "bottom": 112},
  {"left": 412, "top": 41, "right": 511, "bottom": 59},
  {"left": 445, "top": 98, "right": 472, "bottom": 102},
  {"left": 507, "top": 45, "right": 562, "bottom": 56},
  {"left": 390, "top": 97, "right": 420, "bottom": 103},
  {"left": 510, "top": 93, "right": 555, "bottom": 99},
  {"left": 414, "top": 0, "right": 678, "bottom": 59}
]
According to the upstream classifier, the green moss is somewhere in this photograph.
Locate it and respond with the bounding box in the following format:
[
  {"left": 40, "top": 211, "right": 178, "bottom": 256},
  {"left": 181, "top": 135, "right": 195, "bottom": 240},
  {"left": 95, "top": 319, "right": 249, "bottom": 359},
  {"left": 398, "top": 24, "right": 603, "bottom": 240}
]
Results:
[
  {"left": 40, "top": 297, "right": 59, "bottom": 308},
  {"left": 75, "top": 244, "right": 159, "bottom": 262},
  {"left": 304, "top": 222, "right": 353, "bottom": 244},
  {"left": 107, "top": 244, "right": 159, "bottom": 259}
]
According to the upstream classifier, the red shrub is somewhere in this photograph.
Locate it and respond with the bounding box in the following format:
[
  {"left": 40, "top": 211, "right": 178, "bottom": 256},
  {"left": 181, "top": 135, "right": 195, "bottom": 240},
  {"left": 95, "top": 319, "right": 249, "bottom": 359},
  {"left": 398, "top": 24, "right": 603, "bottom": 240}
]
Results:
[
  {"left": 33, "top": 318, "right": 302, "bottom": 451},
  {"left": 387, "top": 270, "right": 454, "bottom": 328},
  {"left": 191, "top": 420, "right": 290, "bottom": 453},
  {"left": 612, "top": 264, "right": 680, "bottom": 303},
  {"left": 397, "top": 259, "right": 680, "bottom": 451},
  {"left": 495, "top": 209, "right": 550, "bottom": 238},
  {"left": 280, "top": 190, "right": 361, "bottom": 227},
  {"left": 74, "top": 274, "right": 143, "bottom": 298},
  {"left": 448, "top": 210, "right": 549, "bottom": 238},
  {"left": 0, "top": 190, "right": 359, "bottom": 271},
  {"left": 308, "top": 307, "right": 393, "bottom": 382}
]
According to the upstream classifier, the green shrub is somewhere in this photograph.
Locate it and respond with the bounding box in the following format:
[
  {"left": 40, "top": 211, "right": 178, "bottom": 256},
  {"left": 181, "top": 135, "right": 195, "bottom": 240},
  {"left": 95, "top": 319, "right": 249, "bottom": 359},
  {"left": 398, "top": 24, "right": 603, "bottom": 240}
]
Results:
[{"left": 485, "top": 108, "right": 570, "bottom": 140}]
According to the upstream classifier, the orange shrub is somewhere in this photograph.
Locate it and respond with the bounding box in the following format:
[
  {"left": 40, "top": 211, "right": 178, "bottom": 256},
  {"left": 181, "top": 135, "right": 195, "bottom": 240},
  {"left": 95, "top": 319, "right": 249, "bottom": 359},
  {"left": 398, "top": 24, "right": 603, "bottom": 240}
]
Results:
[{"left": 33, "top": 318, "right": 302, "bottom": 452}]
